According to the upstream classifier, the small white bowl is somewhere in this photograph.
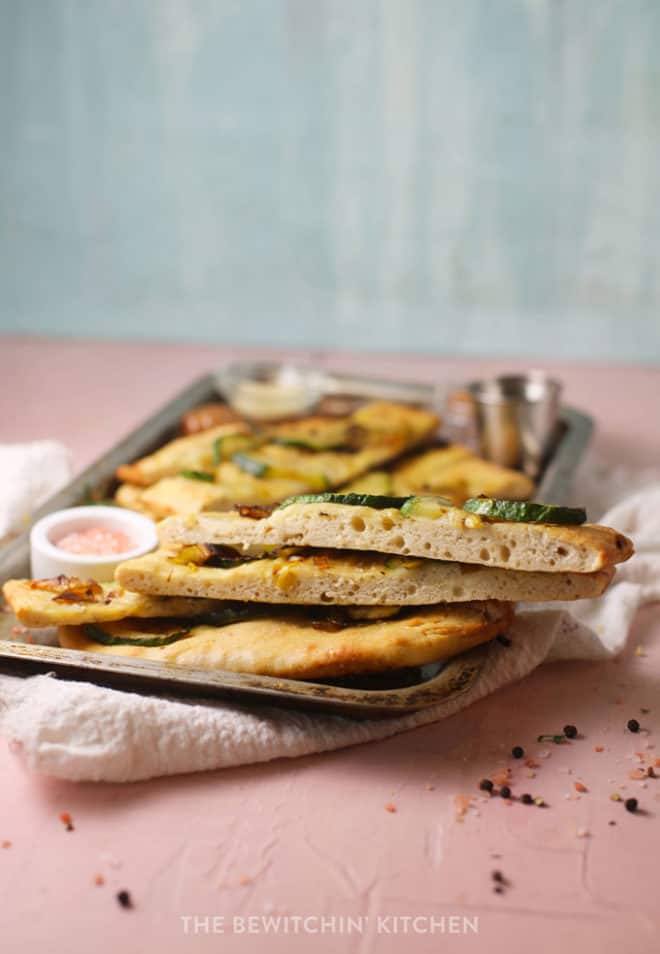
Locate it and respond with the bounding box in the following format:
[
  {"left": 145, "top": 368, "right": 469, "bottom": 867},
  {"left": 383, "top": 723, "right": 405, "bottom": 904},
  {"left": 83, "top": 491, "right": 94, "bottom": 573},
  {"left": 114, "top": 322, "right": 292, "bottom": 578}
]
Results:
[{"left": 30, "top": 506, "right": 158, "bottom": 582}]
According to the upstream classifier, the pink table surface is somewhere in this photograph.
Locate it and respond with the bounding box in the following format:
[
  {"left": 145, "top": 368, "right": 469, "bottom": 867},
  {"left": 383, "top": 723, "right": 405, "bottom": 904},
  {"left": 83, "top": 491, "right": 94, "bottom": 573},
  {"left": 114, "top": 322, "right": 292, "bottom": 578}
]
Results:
[{"left": 1, "top": 335, "right": 659, "bottom": 954}]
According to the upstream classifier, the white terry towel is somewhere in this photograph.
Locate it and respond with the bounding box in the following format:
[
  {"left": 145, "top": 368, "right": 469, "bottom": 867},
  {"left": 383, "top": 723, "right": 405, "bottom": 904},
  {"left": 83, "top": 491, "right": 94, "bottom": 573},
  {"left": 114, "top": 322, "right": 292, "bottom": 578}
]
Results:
[
  {"left": 0, "top": 441, "right": 71, "bottom": 541},
  {"left": 0, "top": 452, "right": 658, "bottom": 783}
]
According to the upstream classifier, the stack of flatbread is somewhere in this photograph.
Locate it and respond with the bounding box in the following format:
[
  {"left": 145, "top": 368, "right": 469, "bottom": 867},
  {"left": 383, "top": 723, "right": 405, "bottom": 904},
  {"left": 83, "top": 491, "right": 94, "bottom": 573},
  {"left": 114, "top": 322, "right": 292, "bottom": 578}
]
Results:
[{"left": 4, "top": 494, "right": 633, "bottom": 682}]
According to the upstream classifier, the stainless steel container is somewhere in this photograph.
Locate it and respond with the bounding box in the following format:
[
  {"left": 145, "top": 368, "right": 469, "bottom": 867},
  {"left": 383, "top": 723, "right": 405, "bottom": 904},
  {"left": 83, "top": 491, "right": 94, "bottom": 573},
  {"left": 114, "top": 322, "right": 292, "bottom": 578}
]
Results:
[{"left": 467, "top": 373, "right": 562, "bottom": 479}]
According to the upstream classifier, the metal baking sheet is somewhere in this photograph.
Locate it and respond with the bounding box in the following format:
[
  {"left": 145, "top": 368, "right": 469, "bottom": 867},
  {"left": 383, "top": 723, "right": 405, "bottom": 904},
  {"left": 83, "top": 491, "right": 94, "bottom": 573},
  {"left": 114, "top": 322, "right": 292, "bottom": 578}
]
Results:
[
  {"left": 0, "top": 365, "right": 593, "bottom": 717},
  {"left": 0, "top": 637, "right": 495, "bottom": 717}
]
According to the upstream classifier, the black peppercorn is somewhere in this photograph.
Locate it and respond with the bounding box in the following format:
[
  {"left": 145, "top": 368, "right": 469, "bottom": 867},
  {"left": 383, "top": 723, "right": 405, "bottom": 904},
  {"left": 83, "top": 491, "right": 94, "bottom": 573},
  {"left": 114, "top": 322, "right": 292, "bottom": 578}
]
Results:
[
  {"left": 479, "top": 778, "right": 494, "bottom": 792},
  {"left": 512, "top": 746, "right": 524, "bottom": 759},
  {"left": 625, "top": 798, "right": 638, "bottom": 813},
  {"left": 500, "top": 785, "right": 512, "bottom": 799},
  {"left": 520, "top": 793, "right": 533, "bottom": 805},
  {"left": 491, "top": 870, "right": 504, "bottom": 883},
  {"left": 627, "top": 719, "right": 640, "bottom": 733},
  {"left": 563, "top": 724, "right": 578, "bottom": 739},
  {"left": 116, "top": 890, "right": 133, "bottom": 909}
]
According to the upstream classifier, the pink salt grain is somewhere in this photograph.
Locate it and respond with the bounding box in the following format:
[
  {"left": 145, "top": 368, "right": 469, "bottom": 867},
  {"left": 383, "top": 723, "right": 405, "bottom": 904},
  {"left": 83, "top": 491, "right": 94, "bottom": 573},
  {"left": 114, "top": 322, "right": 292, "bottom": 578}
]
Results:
[{"left": 56, "top": 527, "right": 133, "bottom": 556}]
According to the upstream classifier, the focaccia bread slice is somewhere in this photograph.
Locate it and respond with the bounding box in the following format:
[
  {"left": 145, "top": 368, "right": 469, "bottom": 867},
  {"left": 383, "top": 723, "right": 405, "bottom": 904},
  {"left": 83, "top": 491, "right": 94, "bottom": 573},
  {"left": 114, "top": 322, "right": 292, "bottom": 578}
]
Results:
[
  {"left": 390, "top": 446, "right": 535, "bottom": 504},
  {"left": 158, "top": 499, "right": 633, "bottom": 573},
  {"left": 116, "top": 547, "right": 614, "bottom": 605},
  {"left": 116, "top": 423, "right": 251, "bottom": 487},
  {"left": 59, "top": 599, "right": 512, "bottom": 679},
  {"left": 2, "top": 577, "right": 216, "bottom": 628}
]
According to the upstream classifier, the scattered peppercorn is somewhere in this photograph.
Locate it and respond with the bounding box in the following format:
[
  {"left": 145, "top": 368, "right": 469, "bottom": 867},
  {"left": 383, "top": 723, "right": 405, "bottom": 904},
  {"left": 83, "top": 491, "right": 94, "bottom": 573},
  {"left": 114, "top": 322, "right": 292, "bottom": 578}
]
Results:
[
  {"left": 496, "top": 635, "right": 512, "bottom": 647},
  {"left": 625, "top": 798, "right": 638, "bottom": 813},
  {"left": 479, "top": 778, "right": 494, "bottom": 792},
  {"left": 520, "top": 793, "right": 533, "bottom": 805},
  {"left": 116, "top": 890, "right": 133, "bottom": 909},
  {"left": 491, "top": 870, "right": 504, "bottom": 883},
  {"left": 563, "top": 724, "right": 578, "bottom": 739},
  {"left": 500, "top": 786, "right": 512, "bottom": 799},
  {"left": 627, "top": 719, "right": 640, "bottom": 733},
  {"left": 494, "top": 885, "right": 504, "bottom": 894},
  {"left": 512, "top": 746, "right": 524, "bottom": 759},
  {"left": 609, "top": 820, "right": 617, "bottom": 826}
]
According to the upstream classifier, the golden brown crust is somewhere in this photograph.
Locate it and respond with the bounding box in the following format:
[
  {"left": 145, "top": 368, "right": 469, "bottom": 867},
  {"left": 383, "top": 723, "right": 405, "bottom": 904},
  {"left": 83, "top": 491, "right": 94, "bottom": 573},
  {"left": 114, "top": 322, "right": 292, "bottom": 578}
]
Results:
[{"left": 58, "top": 600, "right": 512, "bottom": 679}]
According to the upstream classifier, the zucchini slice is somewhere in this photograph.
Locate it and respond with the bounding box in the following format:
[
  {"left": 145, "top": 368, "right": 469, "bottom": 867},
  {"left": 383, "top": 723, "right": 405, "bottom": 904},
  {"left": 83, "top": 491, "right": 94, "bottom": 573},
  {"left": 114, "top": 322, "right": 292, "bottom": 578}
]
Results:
[
  {"left": 399, "top": 495, "right": 453, "bottom": 518},
  {"left": 232, "top": 453, "right": 270, "bottom": 478},
  {"left": 277, "top": 492, "right": 412, "bottom": 510},
  {"left": 213, "top": 433, "right": 262, "bottom": 465},
  {"left": 84, "top": 604, "right": 253, "bottom": 647},
  {"left": 180, "top": 469, "right": 215, "bottom": 482},
  {"left": 463, "top": 498, "right": 587, "bottom": 525},
  {"left": 84, "top": 624, "right": 192, "bottom": 648}
]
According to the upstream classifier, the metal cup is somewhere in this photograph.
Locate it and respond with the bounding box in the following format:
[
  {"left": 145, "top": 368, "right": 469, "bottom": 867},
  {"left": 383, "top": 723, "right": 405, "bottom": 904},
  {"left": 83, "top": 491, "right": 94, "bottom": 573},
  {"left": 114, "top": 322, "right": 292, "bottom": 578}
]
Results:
[{"left": 466, "top": 373, "right": 562, "bottom": 479}]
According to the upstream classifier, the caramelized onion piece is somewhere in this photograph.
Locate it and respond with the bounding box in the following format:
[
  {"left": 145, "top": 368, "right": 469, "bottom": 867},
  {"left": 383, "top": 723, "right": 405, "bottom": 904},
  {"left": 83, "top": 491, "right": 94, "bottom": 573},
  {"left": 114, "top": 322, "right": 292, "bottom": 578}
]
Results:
[
  {"left": 30, "top": 575, "right": 70, "bottom": 591},
  {"left": 234, "top": 504, "right": 273, "bottom": 520},
  {"left": 309, "top": 618, "right": 347, "bottom": 633},
  {"left": 29, "top": 576, "right": 106, "bottom": 604},
  {"left": 170, "top": 543, "right": 251, "bottom": 568}
]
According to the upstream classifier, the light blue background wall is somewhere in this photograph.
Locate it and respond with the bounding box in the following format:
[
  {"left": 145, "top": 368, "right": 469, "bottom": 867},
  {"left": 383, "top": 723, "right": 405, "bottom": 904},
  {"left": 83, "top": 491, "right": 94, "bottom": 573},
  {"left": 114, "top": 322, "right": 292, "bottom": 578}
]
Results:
[{"left": 1, "top": 0, "right": 659, "bottom": 361}]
